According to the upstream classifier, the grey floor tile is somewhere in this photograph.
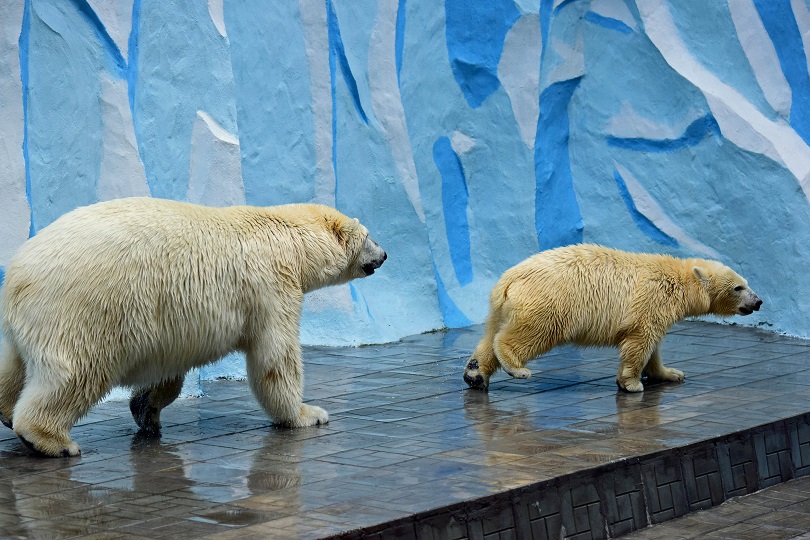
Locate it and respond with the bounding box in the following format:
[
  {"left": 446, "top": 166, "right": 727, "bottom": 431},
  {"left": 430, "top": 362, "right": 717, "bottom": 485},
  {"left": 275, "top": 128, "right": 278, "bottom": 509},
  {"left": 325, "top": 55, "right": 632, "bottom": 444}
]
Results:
[{"left": 0, "top": 321, "right": 807, "bottom": 539}]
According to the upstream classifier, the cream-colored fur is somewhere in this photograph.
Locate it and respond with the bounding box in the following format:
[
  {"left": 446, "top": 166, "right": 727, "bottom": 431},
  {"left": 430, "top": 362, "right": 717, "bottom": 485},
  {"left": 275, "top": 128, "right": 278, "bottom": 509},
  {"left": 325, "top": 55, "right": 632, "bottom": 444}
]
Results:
[
  {"left": 463, "top": 244, "right": 762, "bottom": 392},
  {"left": 0, "top": 198, "right": 386, "bottom": 457}
]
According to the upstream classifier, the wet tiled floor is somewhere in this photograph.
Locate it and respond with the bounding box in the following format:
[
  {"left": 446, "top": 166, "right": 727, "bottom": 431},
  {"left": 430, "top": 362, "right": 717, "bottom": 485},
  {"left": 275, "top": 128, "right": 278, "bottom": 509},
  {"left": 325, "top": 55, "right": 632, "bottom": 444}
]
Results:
[
  {"left": 0, "top": 321, "right": 809, "bottom": 539},
  {"left": 623, "top": 475, "right": 810, "bottom": 539}
]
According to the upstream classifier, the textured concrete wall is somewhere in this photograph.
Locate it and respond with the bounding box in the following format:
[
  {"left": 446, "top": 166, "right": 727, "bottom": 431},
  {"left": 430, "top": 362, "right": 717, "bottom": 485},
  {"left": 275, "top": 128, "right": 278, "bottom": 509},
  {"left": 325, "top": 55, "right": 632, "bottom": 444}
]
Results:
[{"left": 1, "top": 0, "right": 809, "bottom": 389}]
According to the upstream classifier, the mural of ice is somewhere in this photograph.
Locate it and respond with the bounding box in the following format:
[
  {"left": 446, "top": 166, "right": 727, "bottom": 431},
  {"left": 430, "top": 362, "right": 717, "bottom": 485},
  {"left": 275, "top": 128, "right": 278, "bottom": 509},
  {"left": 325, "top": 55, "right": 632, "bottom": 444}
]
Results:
[
  {"left": 2, "top": 0, "right": 809, "bottom": 391},
  {"left": 0, "top": 0, "right": 30, "bottom": 269}
]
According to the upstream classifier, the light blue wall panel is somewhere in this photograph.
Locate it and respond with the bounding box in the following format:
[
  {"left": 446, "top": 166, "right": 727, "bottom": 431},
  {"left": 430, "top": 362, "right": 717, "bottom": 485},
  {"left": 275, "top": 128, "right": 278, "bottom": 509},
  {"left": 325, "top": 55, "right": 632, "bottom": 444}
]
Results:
[
  {"left": 133, "top": 0, "right": 235, "bottom": 200},
  {"left": 2, "top": 0, "right": 808, "bottom": 391}
]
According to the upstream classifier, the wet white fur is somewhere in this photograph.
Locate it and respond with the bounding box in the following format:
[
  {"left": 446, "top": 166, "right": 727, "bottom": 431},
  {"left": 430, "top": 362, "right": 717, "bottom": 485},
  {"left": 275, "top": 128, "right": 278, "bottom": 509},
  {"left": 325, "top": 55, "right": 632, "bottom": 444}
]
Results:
[
  {"left": 465, "top": 244, "right": 761, "bottom": 392},
  {"left": 0, "top": 198, "right": 385, "bottom": 456}
]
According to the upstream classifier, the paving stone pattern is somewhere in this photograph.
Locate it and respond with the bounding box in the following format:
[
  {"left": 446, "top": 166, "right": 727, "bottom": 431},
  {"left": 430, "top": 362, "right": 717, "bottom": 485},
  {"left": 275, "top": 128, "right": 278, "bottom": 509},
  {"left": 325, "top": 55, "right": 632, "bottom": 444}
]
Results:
[
  {"left": 0, "top": 321, "right": 808, "bottom": 539},
  {"left": 622, "top": 475, "right": 810, "bottom": 539}
]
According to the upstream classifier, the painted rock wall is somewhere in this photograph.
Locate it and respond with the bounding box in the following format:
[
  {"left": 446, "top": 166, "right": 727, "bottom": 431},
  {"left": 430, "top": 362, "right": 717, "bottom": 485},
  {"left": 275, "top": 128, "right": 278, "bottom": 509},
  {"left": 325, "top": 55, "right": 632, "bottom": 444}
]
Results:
[{"left": 1, "top": 0, "right": 809, "bottom": 387}]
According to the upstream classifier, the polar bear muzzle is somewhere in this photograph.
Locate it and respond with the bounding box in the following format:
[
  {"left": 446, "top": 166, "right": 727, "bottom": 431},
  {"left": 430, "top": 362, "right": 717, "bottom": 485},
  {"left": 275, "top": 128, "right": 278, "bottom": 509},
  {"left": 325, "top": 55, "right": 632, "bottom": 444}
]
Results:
[
  {"left": 360, "top": 236, "right": 387, "bottom": 276},
  {"left": 738, "top": 288, "right": 763, "bottom": 315}
]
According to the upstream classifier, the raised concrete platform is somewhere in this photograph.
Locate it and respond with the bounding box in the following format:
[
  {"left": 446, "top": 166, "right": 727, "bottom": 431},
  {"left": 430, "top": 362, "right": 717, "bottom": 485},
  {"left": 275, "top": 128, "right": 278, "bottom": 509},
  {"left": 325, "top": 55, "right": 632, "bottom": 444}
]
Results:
[
  {"left": 623, "top": 475, "right": 810, "bottom": 539},
  {"left": 0, "top": 321, "right": 809, "bottom": 539}
]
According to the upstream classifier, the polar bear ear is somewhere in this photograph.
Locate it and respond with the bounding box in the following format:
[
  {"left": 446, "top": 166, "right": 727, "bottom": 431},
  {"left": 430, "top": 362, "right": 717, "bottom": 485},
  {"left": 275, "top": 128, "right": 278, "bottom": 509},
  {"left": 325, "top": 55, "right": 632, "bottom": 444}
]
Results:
[{"left": 692, "top": 266, "right": 710, "bottom": 284}]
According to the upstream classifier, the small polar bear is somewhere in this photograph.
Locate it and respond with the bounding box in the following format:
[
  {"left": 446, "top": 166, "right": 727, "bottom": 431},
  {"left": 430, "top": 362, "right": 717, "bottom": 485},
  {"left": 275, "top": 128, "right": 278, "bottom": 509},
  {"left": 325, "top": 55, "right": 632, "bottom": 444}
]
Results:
[
  {"left": 0, "top": 198, "right": 387, "bottom": 457},
  {"left": 463, "top": 244, "right": 762, "bottom": 392}
]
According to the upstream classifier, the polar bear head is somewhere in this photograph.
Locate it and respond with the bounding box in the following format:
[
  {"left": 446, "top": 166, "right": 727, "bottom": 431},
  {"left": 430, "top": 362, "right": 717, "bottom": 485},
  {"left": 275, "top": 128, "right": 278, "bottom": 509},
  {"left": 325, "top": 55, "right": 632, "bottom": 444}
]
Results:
[
  {"left": 339, "top": 216, "right": 387, "bottom": 280},
  {"left": 692, "top": 262, "right": 762, "bottom": 316},
  {"left": 296, "top": 205, "right": 387, "bottom": 292}
]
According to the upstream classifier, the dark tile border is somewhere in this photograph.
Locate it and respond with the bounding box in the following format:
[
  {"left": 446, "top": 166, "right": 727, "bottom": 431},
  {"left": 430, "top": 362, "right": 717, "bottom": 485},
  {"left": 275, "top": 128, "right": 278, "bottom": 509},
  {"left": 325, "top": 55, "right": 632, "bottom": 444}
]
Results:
[{"left": 326, "top": 412, "right": 810, "bottom": 540}]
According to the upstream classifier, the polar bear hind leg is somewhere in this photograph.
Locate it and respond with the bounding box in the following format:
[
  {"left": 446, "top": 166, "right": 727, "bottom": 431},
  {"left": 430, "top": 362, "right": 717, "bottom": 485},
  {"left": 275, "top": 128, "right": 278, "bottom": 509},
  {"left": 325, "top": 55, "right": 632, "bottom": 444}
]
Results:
[
  {"left": 466, "top": 297, "right": 557, "bottom": 387},
  {"left": 464, "top": 322, "right": 500, "bottom": 390},
  {"left": 130, "top": 375, "right": 185, "bottom": 435},
  {"left": 492, "top": 319, "right": 557, "bottom": 381},
  {"left": 616, "top": 329, "right": 661, "bottom": 393},
  {"left": 12, "top": 359, "right": 111, "bottom": 457}
]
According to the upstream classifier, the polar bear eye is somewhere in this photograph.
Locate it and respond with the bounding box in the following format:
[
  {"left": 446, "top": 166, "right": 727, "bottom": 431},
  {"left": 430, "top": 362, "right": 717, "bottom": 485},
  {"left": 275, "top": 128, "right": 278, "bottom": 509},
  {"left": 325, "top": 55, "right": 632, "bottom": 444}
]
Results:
[{"left": 734, "top": 285, "right": 744, "bottom": 292}]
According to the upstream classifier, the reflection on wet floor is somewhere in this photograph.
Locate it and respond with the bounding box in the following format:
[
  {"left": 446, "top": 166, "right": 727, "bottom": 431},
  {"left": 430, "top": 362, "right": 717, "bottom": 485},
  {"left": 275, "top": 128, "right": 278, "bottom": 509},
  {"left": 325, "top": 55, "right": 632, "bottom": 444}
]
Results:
[{"left": 0, "top": 321, "right": 809, "bottom": 538}]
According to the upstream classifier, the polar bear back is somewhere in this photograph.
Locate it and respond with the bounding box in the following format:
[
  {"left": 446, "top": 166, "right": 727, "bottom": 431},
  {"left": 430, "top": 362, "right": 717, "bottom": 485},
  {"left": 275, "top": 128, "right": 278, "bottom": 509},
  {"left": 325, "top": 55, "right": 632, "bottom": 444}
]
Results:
[
  {"left": 1, "top": 198, "right": 325, "bottom": 387},
  {"left": 494, "top": 244, "right": 704, "bottom": 347}
]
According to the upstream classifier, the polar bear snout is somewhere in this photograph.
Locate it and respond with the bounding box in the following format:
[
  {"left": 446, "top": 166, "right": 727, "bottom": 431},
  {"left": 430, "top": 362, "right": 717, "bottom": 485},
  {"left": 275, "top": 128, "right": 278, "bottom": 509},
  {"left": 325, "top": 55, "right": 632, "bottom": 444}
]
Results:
[
  {"left": 360, "top": 236, "right": 387, "bottom": 276},
  {"left": 738, "top": 290, "right": 763, "bottom": 315},
  {"left": 361, "top": 252, "right": 386, "bottom": 275}
]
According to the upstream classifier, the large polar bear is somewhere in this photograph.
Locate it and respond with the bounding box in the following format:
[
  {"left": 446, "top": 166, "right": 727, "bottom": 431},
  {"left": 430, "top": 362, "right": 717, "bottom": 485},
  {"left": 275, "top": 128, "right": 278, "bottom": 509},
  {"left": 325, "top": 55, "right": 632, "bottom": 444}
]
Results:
[
  {"left": 0, "top": 198, "right": 387, "bottom": 457},
  {"left": 463, "top": 244, "right": 762, "bottom": 392}
]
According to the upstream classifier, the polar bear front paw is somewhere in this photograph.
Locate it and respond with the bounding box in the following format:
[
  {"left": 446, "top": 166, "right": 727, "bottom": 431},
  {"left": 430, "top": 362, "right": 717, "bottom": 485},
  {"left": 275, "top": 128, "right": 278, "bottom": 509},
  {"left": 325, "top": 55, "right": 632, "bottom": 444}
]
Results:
[
  {"left": 463, "top": 358, "right": 490, "bottom": 390},
  {"left": 297, "top": 404, "right": 329, "bottom": 427}
]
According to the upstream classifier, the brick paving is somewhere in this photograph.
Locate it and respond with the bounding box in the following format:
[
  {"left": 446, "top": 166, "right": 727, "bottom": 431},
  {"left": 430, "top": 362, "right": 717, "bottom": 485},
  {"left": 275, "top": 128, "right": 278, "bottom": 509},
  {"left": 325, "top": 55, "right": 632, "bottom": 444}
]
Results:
[
  {"left": 622, "top": 476, "right": 810, "bottom": 539},
  {"left": 0, "top": 321, "right": 808, "bottom": 538}
]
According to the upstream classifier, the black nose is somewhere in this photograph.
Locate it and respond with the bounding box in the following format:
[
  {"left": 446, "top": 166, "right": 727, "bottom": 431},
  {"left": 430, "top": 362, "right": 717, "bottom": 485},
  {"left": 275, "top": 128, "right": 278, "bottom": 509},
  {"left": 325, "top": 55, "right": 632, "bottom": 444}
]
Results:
[
  {"left": 382, "top": 251, "right": 387, "bottom": 261},
  {"left": 754, "top": 298, "right": 762, "bottom": 311}
]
